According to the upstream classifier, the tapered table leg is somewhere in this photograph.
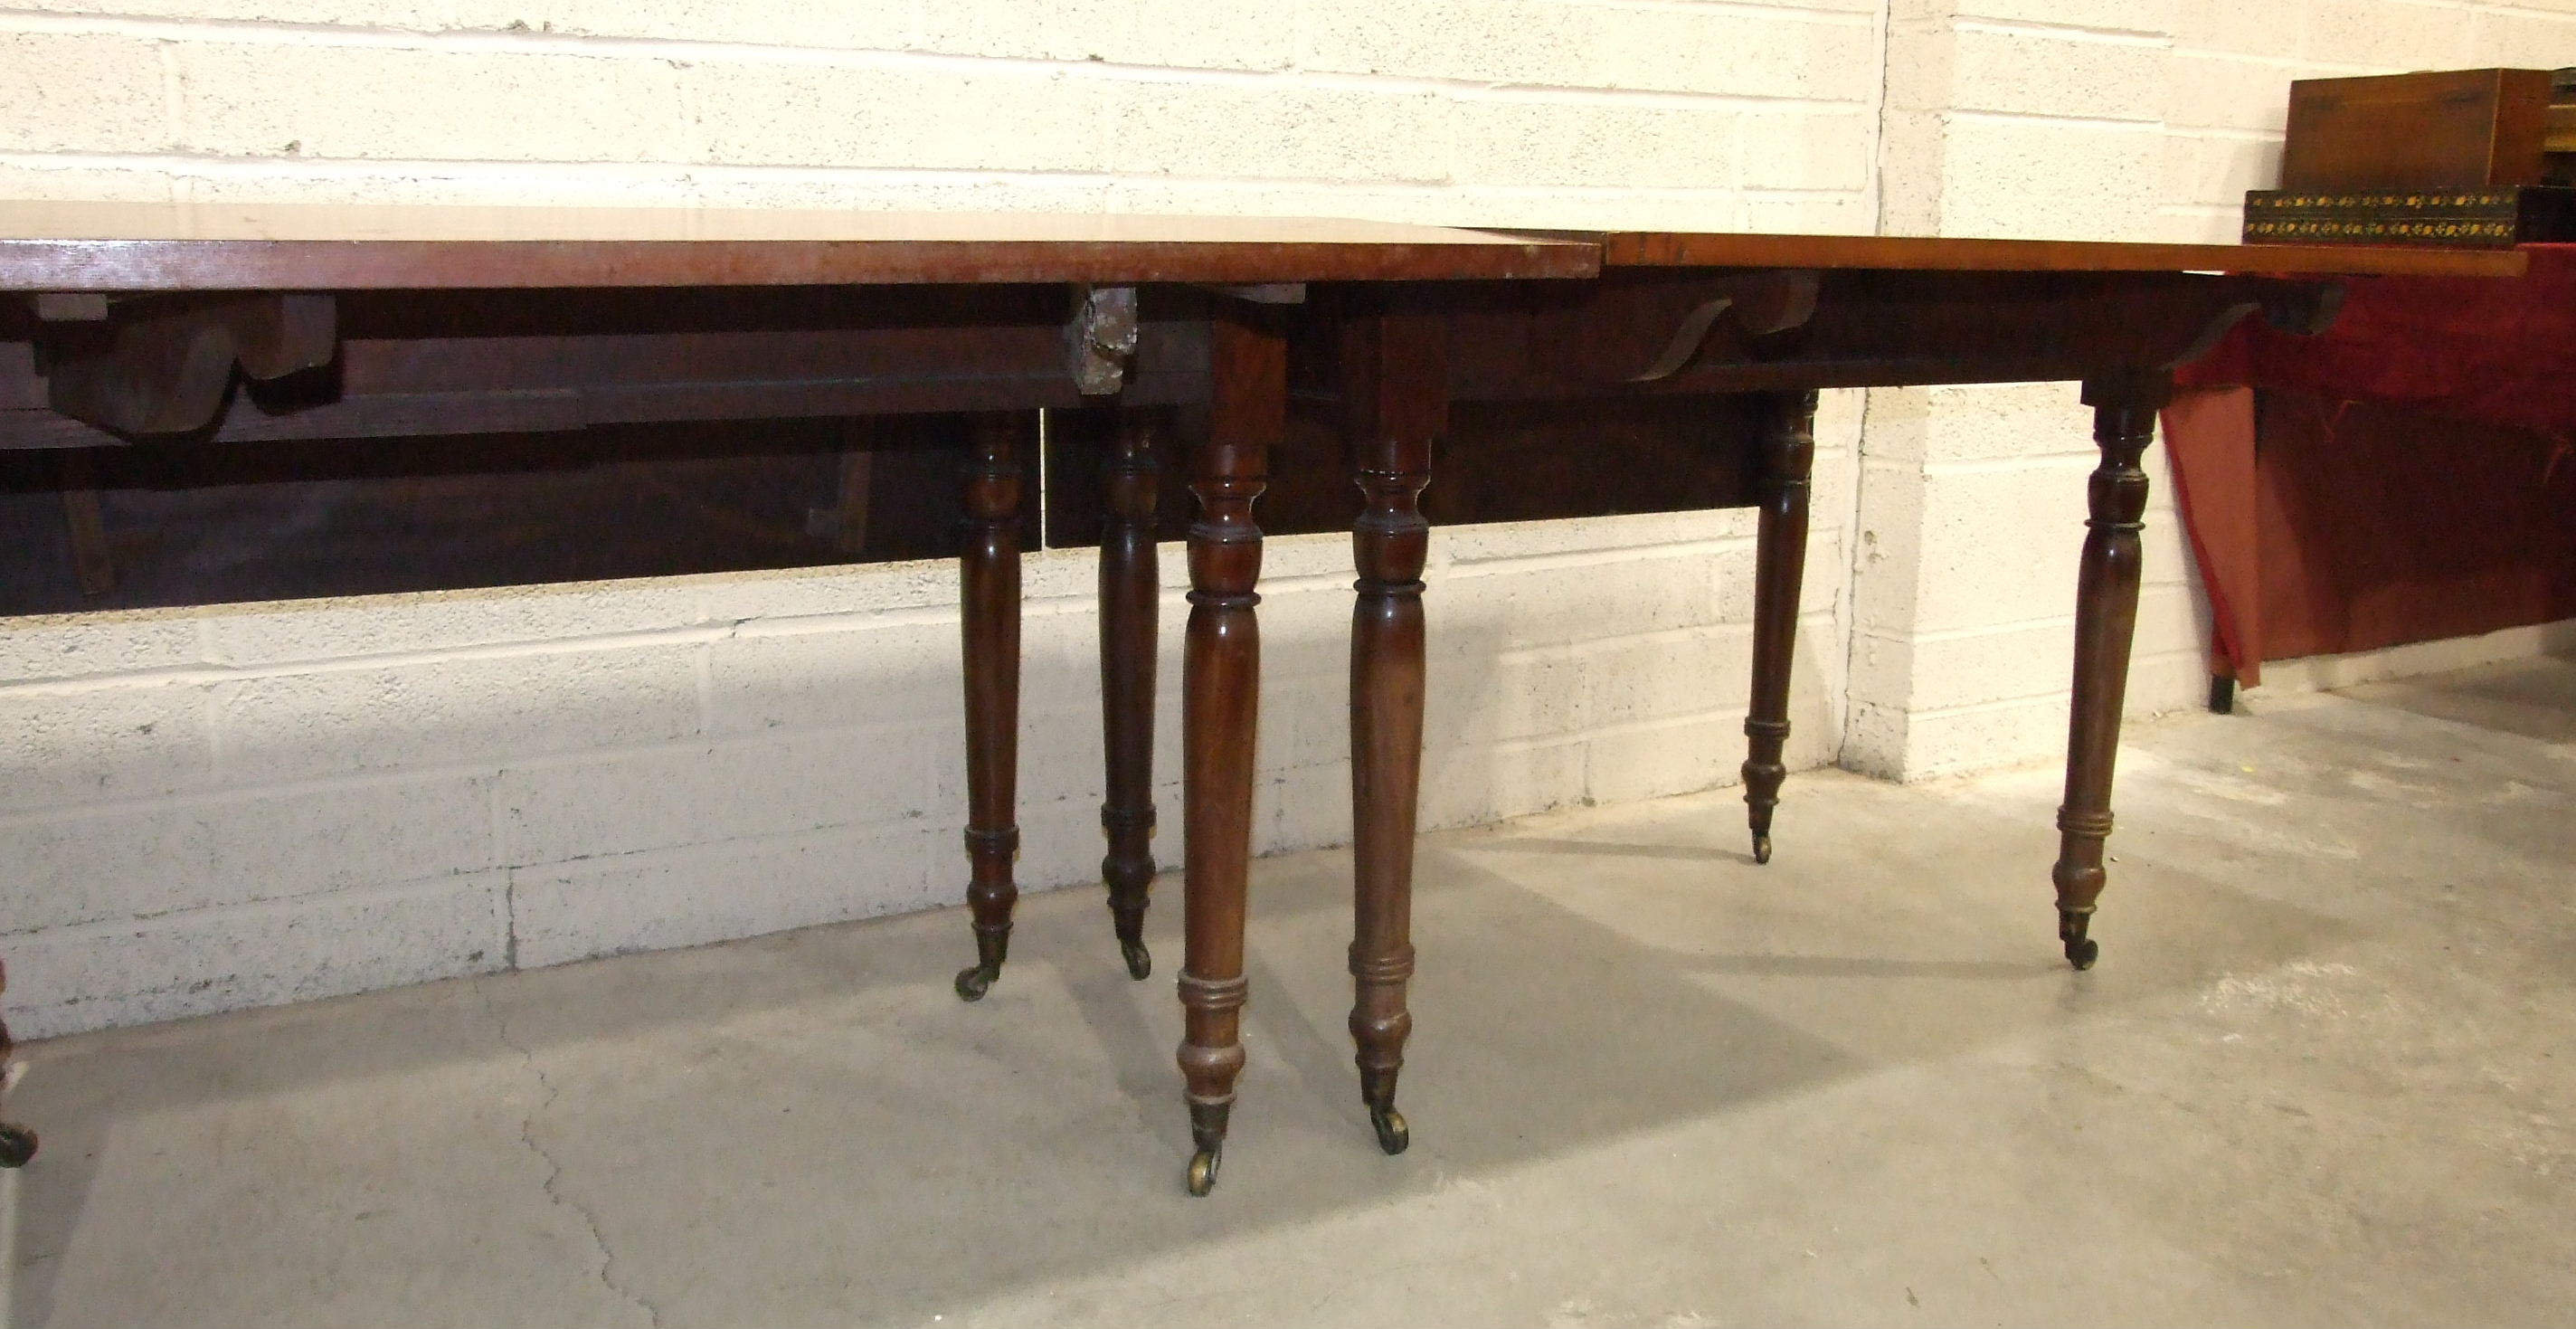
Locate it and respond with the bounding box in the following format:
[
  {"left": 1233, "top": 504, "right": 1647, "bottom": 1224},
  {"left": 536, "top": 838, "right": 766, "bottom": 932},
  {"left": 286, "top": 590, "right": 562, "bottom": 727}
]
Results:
[
  {"left": 1341, "top": 303, "right": 1445, "bottom": 1159},
  {"left": 1178, "top": 307, "right": 1281, "bottom": 1195},
  {"left": 955, "top": 417, "right": 1024, "bottom": 1001},
  {"left": 0, "top": 959, "right": 33, "bottom": 1167},
  {"left": 1098, "top": 416, "right": 1160, "bottom": 982},
  {"left": 2054, "top": 375, "right": 2169, "bottom": 971},
  {"left": 1742, "top": 390, "right": 1818, "bottom": 866}
]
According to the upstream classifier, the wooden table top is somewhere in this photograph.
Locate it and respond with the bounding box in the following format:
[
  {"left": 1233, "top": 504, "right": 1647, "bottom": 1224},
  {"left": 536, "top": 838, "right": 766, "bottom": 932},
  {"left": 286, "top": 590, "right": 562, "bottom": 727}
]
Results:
[
  {"left": 2, "top": 203, "right": 2531, "bottom": 292},
  {"left": 0, "top": 202, "right": 1599, "bottom": 290},
  {"left": 1584, "top": 230, "right": 2530, "bottom": 278}
]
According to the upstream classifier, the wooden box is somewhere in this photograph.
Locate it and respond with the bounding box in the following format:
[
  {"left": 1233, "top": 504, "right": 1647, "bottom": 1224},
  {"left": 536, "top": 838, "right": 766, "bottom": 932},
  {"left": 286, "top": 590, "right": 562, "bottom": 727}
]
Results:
[{"left": 2279, "top": 69, "right": 2552, "bottom": 192}]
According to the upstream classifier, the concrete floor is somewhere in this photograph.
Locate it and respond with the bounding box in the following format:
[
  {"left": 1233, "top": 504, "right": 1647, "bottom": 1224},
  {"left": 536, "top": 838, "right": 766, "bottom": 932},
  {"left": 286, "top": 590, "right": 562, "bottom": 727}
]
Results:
[{"left": 5, "top": 659, "right": 2572, "bottom": 1328}]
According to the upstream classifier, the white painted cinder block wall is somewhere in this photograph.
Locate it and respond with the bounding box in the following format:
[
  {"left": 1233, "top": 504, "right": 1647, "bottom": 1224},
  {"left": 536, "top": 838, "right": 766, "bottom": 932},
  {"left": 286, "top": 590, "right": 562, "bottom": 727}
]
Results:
[
  {"left": 5, "top": 0, "right": 2572, "bottom": 1037},
  {"left": 1847, "top": 0, "right": 2576, "bottom": 779}
]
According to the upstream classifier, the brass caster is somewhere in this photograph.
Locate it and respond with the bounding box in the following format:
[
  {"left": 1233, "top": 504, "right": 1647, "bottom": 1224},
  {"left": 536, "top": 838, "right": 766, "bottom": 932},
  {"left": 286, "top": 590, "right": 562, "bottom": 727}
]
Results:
[
  {"left": 1186, "top": 1146, "right": 1221, "bottom": 1196},
  {"left": 1751, "top": 832, "right": 1773, "bottom": 865},
  {"left": 1121, "top": 938, "right": 1152, "bottom": 982},
  {"left": 0, "top": 1124, "right": 34, "bottom": 1168},
  {"left": 953, "top": 963, "right": 999, "bottom": 1002},
  {"left": 2065, "top": 936, "right": 2100, "bottom": 971},
  {"left": 1369, "top": 1105, "right": 1409, "bottom": 1155}
]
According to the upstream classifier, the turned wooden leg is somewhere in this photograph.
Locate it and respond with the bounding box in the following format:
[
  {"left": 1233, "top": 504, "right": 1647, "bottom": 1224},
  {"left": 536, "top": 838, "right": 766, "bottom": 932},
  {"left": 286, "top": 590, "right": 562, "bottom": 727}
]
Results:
[
  {"left": 1176, "top": 307, "right": 1281, "bottom": 1196},
  {"left": 1098, "top": 416, "right": 1160, "bottom": 982},
  {"left": 1341, "top": 303, "right": 1445, "bottom": 1159},
  {"left": 2055, "top": 375, "right": 2168, "bottom": 971},
  {"left": 1742, "top": 389, "right": 1818, "bottom": 866},
  {"left": 0, "top": 959, "right": 34, "bottom": 1167},
  {"left": 955, "top": 417, "right": 1024, "bottom": 1001}
]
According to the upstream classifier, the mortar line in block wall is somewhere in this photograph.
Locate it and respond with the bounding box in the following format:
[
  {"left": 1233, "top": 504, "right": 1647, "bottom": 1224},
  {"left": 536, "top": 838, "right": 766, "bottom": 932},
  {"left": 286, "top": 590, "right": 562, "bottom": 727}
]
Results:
[
  {"left": 1950, "top": 17, "right": 2173, "bottom": 45},
  {"left": 0, "top": 715, "right": 952, "bottom": 827},
  {"left": 1442, "top": 534, "right": 1761, "bottom": 577},
  {"left": 1944, "top": 109, "right": 2166, "bottom": 132},
  {"left": 0, "top": 867, "right": 504, "bottom": 945},
  {"left": 1899, "top": 644, "right": 2206, "bottom": 721},
  {"left": 0, "top": 596, "right": 1052, "bottom": 698}
]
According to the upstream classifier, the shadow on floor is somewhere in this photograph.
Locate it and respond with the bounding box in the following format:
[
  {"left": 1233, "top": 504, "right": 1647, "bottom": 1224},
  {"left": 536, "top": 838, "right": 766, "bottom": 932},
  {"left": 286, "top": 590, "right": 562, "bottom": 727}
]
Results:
[{"left": 6, "top": 745, "right": 2372, "bottom": 1327}]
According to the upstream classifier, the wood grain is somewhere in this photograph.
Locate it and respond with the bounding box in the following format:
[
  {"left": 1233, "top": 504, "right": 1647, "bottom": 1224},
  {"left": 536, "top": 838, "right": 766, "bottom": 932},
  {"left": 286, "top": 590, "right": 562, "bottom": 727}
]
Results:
[{"left": 0, "top": 204, "right": 1598, "bottom": 291}]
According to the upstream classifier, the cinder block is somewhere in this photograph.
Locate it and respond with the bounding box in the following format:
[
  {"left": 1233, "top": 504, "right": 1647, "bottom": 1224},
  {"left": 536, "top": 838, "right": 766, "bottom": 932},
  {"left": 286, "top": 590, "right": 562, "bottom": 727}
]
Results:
[
  {"left": 1418, "top": 736, "right": 1587, "bottom": 830},
  {"left": 0, "top": 612, "right": 202, "bottom": 684},
  {"left": 689, "top": 61, "right": 1103, "bottom": 172},
  {"left": 1424, "top": 646, "right": 1589, "bottom": 749},
  {"left": 1585, "top": 3, "right": 1879, "bottom": 100},
  {"left": 1917, "top": 117, "right": 2167, "bottom": 240},
  {"left": 1861, "top": 580, "right": 2205, "bottom": 716},
  {"left": 0, "top": 682, "right": 216, "bottom": 813},
  {"left": 1908, "top": 460, "right": 2100, "bottom": 631},
  {"left": 1746, "top": 192, "right": 1874, "bottom": 235},
  {"left": 1940, "top": 27, "right": 2167, "bottom": 122},
  {"left": 1009, "top": 789, "right": 1120, "bottom": 895},
  {"left": 443, "top": 0, "right": 916, "bottom": 49},
  {"left": 2170, "top": 0, "right": 2298, "bottom": 57},
  {"left": 1928, "top": 0, "right": 2174, "bottom": 31},
  {"left": 1310, "top": 0, "right": 1877, "bottom": 100},
  {"left": 914, "top": 0, "right": 1298, "bottom": 69},
  {"left": 2162, "top": 132, "right": 2284, "bottom": 212},
  {"left": 1259, "top": 758, "right": 1352, "bottom": 857},
  {"left": 174, "top": 42, "right": 689, "bottom": 161},
  {"left": 704, "top": 619, "right": 953, "bottom": 737},
  {"left": 1584, "top": 711, "right": 1740, "bottom": 806},
  {"left": 1101, "top": 80, "right": 1449, "bottom": 184},
  {"left": 42, "top": 0, "right": 447, "bottom": 23},
  {"left": 213, "top": 644, "right": 702, "bottom": 784},
  {"left": 1742, "top": 110, "right": 1875, "bottom": 192},
  {"left": 2301, "top": 0, "right": 2471, "bottom": 68},
  {"left": 1881, "top": 645, "right": 2207, "bottom": 780},
  {"left": 5, "top": 875, "right": 508, "bottom": 1040},
  {"left": 1452, "top": 100, "right": 1738, "bottom": 190},
  {"left": 3, "top": 773, "right": 494, "bottom": 933},
  {"left": 2467, "top": 10, "right": 2576, "bottom": 66},
  {"left": 0, "top": 161, "right": 177, "bottom": 203},
  {"left": 509, "top": 822, "right": 938, "bottom": 969},
  {"left": 199, "top": 581, "right": 707, "bottom": 669},
  {"left": 691, "top": 561, "right": 961, "bottom": 626},
  {"left": 0, "top": 31, "right": 169, "bottom": 154},
  {"left": 497, "top": 726, "right": 933, "bottom": 867},
  {"left": 1859, "top": 381, "right": 2091, "bottom": 468},
  {"left": 1578, "top": 625, "right": 1755, "bottom": 729},
  {"left": 2163, "top": 52, "right": 2301, "bottom": 134},
  {"left": 1440, "top": 550, "right": 1742, "bottom": 648},
  {"left": 1300, "top": 0, "right": 1593, "bottom": 85},
  {"left": 1437, "top": 510, "right": 1754, "bottom": 566}
]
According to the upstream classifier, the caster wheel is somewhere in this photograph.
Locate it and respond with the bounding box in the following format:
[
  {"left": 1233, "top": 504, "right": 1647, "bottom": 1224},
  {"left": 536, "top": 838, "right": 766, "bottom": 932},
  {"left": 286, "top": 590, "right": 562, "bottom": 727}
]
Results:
[
  {"left": 1369, "top": 1105, "right": 1409, "bottom": 1155},
  {"left": 1751, "top": 833, "right": 1773, "bottom": 865},
  {"left": 2065, "top": 937, "right": 2099, "bottom": 971},
  {"left": 1186, "top": 1147, "right": 1221, "bottom": 1196},
  {"left": 954, "top": 964, "right": 998, "bottom": 1002},
  {"left": 1120, "top": 939, "right": 1152, "bottom": 982},
  {"left": 0, "top": 1124, "right": 35, "bottom": 1168}
]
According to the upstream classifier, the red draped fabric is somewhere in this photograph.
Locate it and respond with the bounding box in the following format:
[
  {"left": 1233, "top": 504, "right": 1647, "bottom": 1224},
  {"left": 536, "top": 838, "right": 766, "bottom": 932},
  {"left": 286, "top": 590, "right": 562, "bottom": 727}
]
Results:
[{"left": 2162, "top": 245, "right": 2576, "bottom": 686}]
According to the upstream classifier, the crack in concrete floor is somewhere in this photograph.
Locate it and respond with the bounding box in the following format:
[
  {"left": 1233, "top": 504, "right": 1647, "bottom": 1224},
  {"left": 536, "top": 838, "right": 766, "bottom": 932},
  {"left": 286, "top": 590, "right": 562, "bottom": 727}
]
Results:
[{"left": 476, "top": 976, "right": 665, "bottom": 1329}]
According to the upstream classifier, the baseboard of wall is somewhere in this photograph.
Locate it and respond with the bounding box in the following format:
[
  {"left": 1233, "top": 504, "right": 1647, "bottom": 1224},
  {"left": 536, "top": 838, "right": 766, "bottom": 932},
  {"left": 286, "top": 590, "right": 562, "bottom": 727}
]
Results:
[{"left": 2247, "top": 619, "right": 2576, "bottom": 697}]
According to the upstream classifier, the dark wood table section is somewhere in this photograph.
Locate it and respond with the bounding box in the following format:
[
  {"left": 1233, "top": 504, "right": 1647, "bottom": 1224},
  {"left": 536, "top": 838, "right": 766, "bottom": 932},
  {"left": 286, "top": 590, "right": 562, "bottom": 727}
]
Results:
[
  {"left": 1301, "top": 232, "right": 2522, "bottom": 1190},
  {"left": 0, "top": 202, "right": 1597, "bottom": 1187},
  {"left": 0, "top": 205, "right": 2524, "bottom": 1198}
]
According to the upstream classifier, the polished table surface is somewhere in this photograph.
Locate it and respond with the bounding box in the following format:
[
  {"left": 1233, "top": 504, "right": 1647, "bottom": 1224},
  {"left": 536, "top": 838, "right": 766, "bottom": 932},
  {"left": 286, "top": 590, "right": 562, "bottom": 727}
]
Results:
[
  {"left": 0, "top": 202, "right": 1599, "bottom": 288},
  {"left": 1582, "top": 228, "right": 2527, "bottom": 275},
  {"left": 0, "top": 204, "right": 2527, "bottom": 1192}
]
